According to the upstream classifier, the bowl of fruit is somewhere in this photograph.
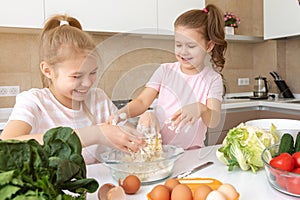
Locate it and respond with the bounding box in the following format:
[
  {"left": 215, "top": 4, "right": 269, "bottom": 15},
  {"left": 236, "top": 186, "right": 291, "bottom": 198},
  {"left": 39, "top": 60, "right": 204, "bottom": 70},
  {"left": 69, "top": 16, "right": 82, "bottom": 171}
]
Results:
[{"left": 261, "top": 132, "right": 300, "bottom": 197}]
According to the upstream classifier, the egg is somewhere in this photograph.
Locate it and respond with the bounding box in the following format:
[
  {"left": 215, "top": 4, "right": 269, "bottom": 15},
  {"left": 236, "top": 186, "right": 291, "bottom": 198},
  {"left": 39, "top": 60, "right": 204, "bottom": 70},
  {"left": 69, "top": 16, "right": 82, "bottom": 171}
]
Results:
[
  {"left": 98, "top": 183, "right": 115, "bottom": 200},
  {"left": 106, "top": 186, "right": 126, "bottom": 200},
  {"left": 164, "top": 178, "right": 180, "bottom": 191},
  {"left": 171, "top": 184, "right": 193, "bottom": 200},
  {"left": 118, "top": 174, "right": 141, "bottom": 194},
  {"left": 217, "top": 183, "right": 239, "bottom": 200},
  {"left": 193, "top": 184, "right": 213, "bottom": 200},
  {"left": 149, "top": 184, "right": 171, "bottom": 200},
  {"left": 206, "top": 190, "right": 227, "bottom": 200}
]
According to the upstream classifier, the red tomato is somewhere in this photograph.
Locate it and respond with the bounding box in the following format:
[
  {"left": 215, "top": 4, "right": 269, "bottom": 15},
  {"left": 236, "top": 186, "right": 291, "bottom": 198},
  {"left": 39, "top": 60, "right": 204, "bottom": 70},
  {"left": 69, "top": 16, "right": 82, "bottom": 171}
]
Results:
[
  {"left": 292, "top": 152, "right": 300, "bottom": 168},
  {"left": 292, "top": 168, "right": 300, "bottom": 174},
  {"left": 287, "top": 176, "right": 300, "bottom": 195},
  {"left": 276, "top": 174, "right": 287, "bottom": 189},
  {"left": 270, "top": 153, "right": 295, "bottom": 172}
]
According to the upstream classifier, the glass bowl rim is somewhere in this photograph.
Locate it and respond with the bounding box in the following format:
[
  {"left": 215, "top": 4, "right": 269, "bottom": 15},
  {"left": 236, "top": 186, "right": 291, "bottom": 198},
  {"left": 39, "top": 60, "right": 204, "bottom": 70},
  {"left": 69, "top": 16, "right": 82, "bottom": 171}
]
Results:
[
  {"left": 261, "top": 144, "right": 300, "bottom": 177},
  {"left": 100, "top": 144, "right": 184, "bottom": 165}
]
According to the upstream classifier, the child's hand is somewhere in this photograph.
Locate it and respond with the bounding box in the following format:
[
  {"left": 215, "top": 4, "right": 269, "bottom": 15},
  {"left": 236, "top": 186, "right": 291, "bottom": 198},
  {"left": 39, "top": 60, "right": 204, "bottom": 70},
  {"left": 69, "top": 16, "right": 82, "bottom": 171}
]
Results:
[
  {"left": 168, "top": 103, "right": 204, "bottom": 132},
  {"left": 137, "top": 111, "right": 160, "bottom": 135},
  {"left": 108, "top": 112, "right": 127, "bottom": 125},
  {"left": 99, "top": 124, "right": 144, "bottom": 152}
]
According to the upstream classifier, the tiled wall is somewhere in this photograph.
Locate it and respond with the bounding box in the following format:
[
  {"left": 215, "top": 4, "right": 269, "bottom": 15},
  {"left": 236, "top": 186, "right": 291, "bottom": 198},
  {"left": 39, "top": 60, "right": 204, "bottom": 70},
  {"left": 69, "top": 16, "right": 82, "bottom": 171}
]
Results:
[
  {"left": 1, "top": 31, "right": 299, "bottom": 108},
  {"left": 0, "top": 0, "right": 299, "bottom": 108},
  {"left": 207, "top": 0, "right": 263, "bottom": 37}
]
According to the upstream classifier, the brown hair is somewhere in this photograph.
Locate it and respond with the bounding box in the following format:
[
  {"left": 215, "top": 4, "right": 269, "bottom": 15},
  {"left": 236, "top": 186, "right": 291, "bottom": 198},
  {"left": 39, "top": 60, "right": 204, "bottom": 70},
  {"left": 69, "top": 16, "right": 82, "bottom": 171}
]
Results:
[
  {"left": 39, "top": 14, "right": 97, "bottom": 87},
  {"left": 174, "top": 4, "right": 227, "bottom": 72}
]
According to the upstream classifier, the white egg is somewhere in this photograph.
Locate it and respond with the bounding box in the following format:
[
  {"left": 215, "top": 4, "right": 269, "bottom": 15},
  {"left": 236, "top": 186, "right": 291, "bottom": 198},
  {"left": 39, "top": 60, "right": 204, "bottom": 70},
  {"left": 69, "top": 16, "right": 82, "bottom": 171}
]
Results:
[
  {"left": 218, "top": 183, "right": 239, "bottom": 200},
  {"left": 107, "top": 186, "right": 126, "bottom": 200},
  {"left": 206, "top": 190, "right": 227, "bottom": 200}
]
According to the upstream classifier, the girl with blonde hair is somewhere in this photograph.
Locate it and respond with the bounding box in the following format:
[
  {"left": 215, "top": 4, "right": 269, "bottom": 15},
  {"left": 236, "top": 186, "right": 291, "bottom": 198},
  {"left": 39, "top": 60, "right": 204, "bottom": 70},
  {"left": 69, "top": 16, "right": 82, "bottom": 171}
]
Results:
[{"left": 1, "top": 14, "right": 143, "bottom": 164}]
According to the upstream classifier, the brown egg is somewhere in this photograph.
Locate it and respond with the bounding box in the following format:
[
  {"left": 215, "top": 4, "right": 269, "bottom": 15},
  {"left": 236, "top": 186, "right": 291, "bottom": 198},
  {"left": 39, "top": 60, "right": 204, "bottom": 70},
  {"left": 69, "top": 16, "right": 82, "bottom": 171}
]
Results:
[
  {"left": 118, "top": 174, "right": 141, "bottom": 194},
  {"left": 193, "top": 184, "right": 213, "bottom": 200},
  {"left": 98, "top": 183, "right": 115, "bottom": 200},
  {"left": 149, "top": 184, "right": 171, "bottom": 200},
  {"left": 164, "top": 178, "right": 181, "bottom": 191},
  {"left": 217, "top": 183, "right": 239, "bottom": 200},
  {"left": 171, "top": 184, "right": 193, "bottom": 200}
]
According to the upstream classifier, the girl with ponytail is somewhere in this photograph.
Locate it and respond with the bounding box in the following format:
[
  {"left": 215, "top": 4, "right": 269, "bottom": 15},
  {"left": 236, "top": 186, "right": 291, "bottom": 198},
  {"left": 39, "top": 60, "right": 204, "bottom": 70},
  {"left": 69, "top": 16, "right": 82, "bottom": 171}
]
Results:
[{"left": 112, "top": 4, "right": 227, "bottom": 150}]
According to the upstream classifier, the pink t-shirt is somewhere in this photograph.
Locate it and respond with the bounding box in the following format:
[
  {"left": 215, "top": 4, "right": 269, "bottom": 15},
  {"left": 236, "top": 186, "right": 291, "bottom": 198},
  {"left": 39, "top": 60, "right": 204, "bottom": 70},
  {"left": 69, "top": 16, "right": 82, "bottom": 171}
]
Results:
[
  {"left": 9, "top": 88, "right": 117, "bottom": 133},
  {"left": 146, "top": 62, "right": 223, "bottom": 149}
]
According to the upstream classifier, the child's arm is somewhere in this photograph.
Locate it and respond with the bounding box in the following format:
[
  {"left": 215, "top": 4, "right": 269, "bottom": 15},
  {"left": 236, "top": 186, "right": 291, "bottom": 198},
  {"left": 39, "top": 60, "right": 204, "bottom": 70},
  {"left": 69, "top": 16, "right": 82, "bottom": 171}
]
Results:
[
  {"left": 1, "top": 120, "right": 44, "bottom": 144},
  {"left": 170, "top": 98, "right": 221, "bottom": 129},
  {"left": 74, "top": 124, "right": 144, "bottom": 152},
  {"left": 1, "top": 121, "right": 143, "bottom": 153},
  {"left": 201, "top": 98, "right": 222, "bottom": 128},
  {"left": 117, "top": 87, "right": 158, "bottom": 118}
]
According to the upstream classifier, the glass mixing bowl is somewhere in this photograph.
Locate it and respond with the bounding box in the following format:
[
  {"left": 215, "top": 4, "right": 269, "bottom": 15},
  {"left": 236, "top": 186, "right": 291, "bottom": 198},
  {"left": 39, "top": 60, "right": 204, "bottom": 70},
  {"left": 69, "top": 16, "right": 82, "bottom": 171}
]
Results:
[
  {"left": 99, "top": 145, "right": 184, "bottom": 184},
  {"left": 261, "top": 144, "right": 300, "bottom": 197}
]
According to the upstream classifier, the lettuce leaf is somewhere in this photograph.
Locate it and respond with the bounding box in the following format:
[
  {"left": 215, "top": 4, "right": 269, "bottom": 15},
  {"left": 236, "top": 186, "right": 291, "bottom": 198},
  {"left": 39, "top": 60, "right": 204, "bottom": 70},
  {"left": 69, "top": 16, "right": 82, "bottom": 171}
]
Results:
[{"left": 217, "top": 123, "right": 278, "bottom": 173}]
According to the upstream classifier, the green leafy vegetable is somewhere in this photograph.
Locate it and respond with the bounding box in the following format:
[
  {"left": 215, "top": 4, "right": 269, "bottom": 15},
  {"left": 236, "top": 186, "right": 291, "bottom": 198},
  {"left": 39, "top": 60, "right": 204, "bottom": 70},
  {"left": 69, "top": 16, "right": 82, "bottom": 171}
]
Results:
[
  {"left": 216, "top": 123, "right": 278, "bottom": 173},
  {"left": 0, "top": 127, "right": 99, "bottom": 200}
]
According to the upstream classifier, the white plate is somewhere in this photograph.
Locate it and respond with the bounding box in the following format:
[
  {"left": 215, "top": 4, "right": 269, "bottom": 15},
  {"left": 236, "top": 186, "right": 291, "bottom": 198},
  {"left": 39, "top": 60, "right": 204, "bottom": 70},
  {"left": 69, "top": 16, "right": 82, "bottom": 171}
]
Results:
[{"left": 245, "top": 118, "right": 300, "bottom": 138}]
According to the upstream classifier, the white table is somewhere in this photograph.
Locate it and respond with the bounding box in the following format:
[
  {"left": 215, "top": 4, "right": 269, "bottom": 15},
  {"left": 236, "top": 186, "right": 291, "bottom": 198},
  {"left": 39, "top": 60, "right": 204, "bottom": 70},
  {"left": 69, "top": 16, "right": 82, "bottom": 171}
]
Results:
[{"left": 86, "top": 145, "right": 299, "bottom": 200}]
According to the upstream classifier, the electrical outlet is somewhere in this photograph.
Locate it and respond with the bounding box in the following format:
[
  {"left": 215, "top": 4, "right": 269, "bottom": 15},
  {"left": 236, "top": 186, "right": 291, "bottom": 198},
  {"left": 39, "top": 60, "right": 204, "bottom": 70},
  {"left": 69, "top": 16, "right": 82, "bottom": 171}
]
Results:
[
  {"left": 0, "top": 86, "right": 20, "bottom": 96},
  {"left": 238, "top": 78, "right": 249, "bottom": 86}
]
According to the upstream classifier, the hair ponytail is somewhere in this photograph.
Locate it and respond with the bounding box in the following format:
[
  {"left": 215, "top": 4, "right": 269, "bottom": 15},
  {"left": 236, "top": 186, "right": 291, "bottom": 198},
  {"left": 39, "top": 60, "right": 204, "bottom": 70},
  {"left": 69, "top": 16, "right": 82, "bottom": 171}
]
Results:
[
  {"left": 205, "top": 4, "right": 227, "bottom": 72},
  {"left": 42, "top": 15, "right": 82, "bottom": 35},
  {"left": 39, "top": 14, "right": 96, "bottom": 87}
]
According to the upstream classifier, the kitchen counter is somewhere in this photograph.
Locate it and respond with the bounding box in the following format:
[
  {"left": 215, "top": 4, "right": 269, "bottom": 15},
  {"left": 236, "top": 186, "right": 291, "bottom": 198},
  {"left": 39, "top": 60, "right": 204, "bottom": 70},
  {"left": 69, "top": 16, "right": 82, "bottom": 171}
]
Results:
[
  {"left": 86, "top": 144, "right": 298, "bottom": 200},
  {"left": 222, "top": 93, "right": 300, "bottom": 115},
  {"left": 0, "top": 93, "right": 299, "bottom": 130}
]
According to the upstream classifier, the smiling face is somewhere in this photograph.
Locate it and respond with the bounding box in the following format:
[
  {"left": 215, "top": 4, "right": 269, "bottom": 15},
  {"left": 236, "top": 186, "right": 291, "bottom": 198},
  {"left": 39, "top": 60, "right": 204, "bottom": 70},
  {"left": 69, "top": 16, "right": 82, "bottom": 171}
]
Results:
[
  {"left": 41, "top": 53, "right": 98, "bottom": 109},
  {"left": 175, "top": 26, "right": 213, "bottom": 75}
]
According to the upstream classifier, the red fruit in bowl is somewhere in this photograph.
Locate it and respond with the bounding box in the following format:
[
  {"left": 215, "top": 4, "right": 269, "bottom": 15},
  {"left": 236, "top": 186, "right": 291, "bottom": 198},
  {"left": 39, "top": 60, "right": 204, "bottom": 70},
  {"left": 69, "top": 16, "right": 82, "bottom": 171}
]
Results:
[
  {"left": 287, "top": 175, "right": 300, "bottom": 195},
  {"left": 276, "top": 174, "right": 287, "bottom": 189},
  {"left": 267, "top": 165, "right": 288, "bottom": 189},
  {"left": 270, "top": 153, "right": 295, "bottom": 172},
  {"left": 292, "top": 152, "right": 300, "bottom": 168},
  {"left": 292, "top": 168, "right": 300, "bottom": 174},
  {"left": 269, "top": 153, "right": 295, "bottom": 189},
  {"left": 284, "top": 168, "right": 300, "bottom": 195}
]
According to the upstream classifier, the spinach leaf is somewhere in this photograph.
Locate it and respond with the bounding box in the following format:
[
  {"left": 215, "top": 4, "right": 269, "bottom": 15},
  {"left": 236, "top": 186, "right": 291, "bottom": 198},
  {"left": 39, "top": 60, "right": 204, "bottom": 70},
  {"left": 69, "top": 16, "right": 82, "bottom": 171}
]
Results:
[
  {"left": 0, "top": 141, "right": 32, "bottom": 171},
  {"left": 0, "top": 127, "right": 99, "bottom": 200}
]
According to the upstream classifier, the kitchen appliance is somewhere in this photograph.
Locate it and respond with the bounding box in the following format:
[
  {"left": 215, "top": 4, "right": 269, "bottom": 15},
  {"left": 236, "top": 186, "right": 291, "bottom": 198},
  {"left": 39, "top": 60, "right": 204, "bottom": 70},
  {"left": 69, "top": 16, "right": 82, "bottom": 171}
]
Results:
[
  {"left": 253, "top": 75, "right": 269, "bottom": 98},
  {"left": 269, "top": 71, "right": 294, "bottom": 98}
]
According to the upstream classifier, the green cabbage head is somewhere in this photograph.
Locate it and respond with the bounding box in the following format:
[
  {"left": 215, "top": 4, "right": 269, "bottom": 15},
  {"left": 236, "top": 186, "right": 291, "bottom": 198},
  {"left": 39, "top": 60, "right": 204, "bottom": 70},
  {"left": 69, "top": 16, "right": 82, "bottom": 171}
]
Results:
[{"left": 216, "top": 123, "right": 278, "bottom": 173}]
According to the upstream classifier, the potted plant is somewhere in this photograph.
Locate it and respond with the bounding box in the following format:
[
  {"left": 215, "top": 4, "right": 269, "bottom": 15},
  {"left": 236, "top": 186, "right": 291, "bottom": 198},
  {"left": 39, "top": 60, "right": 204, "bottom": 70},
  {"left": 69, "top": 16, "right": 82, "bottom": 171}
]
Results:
[{"left": 224, "top": 12, "right": 240, "bottom": 35}]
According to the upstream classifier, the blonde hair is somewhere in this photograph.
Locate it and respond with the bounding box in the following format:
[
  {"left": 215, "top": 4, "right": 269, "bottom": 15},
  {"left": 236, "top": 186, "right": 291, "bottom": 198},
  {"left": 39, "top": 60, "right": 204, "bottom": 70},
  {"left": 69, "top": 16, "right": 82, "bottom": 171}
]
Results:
[
  {"left": 39, "top": 14, "right": 97, "bottom": 87},
  {"left": 174, "top": 4, "right": 227, "bottom": 72}
]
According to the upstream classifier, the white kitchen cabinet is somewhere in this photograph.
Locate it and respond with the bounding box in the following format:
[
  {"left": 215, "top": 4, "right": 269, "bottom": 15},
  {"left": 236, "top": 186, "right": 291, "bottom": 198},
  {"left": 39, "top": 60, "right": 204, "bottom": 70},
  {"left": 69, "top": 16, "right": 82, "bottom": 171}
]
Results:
[
  {"left": 44, "top": 0, "right": 157, "bottom": 34},
  {"left": 157, "top": 0, "right": 205, "bottom": 35},
  {"left": 0, "top": 0, "right": 44, "bottom": 28},
  {"left": 264, "top": 0, "right": 300, "bottom": 39}
]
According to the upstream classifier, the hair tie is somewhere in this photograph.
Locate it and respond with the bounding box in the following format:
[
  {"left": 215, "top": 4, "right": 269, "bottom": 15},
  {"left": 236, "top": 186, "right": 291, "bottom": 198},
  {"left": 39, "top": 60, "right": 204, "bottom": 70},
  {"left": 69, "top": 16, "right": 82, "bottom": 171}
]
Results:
[
  {"left": 203, "top": 7, "right": 208, "bottom": 13},
  {"left": 60, "top": 20, "right": 69, "bottom": 26}
]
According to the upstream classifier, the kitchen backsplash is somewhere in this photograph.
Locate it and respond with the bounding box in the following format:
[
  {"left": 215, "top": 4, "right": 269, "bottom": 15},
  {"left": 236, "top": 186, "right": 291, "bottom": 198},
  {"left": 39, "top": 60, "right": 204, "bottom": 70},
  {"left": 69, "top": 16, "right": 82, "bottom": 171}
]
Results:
[{"left": 0, "top": 31, "right": 300, "bottom": 108}]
